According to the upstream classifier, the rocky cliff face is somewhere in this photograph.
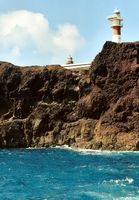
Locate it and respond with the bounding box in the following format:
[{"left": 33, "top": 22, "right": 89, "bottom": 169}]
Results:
[{"left": 0, "top": 41, "right": 139, "bottom": 150}]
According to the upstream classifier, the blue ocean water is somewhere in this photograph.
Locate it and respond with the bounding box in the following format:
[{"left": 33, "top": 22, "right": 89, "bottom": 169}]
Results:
[{"left": 0, "top": 148, "right": 139, "bottom": 200}]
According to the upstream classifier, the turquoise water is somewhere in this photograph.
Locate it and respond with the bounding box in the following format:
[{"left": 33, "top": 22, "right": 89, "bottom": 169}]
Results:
[{"left": 0, "top": 148, "right": 139, "bottom": 200}]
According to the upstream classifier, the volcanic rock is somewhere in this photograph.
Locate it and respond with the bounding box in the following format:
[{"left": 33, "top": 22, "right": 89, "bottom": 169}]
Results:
[{"left": 0, "top": 41, "right": 139, "bottom": 150}]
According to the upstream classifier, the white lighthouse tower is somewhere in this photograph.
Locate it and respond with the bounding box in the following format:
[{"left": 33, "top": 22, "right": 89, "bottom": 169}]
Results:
[{"left": 107, "top": 9, "right": 123, "bottom": 43}]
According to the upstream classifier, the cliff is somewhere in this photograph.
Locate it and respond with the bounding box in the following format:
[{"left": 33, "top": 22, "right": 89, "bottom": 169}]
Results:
[{"left": 0, "top": 41, "right": 139, "bottom": 150}]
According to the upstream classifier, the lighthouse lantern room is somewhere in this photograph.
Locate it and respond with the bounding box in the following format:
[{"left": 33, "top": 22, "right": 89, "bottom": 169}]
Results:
[{"left": 107, "top": 9, "right": 123, "bottom": 43}]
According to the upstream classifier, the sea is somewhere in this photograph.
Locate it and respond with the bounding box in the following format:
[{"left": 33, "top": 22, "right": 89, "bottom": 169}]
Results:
[{"left": 0, "top": 147, "right": 139, "bottom": 200}]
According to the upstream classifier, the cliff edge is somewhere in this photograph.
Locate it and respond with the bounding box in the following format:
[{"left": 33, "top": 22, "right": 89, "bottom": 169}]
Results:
[{"left": 0, "top": 41, "right": 139, "bottom": 150}]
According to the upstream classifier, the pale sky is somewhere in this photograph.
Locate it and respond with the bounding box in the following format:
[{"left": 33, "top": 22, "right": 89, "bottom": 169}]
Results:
[{"left": 0, "top": 0, "right": 138, "bottom": 66}]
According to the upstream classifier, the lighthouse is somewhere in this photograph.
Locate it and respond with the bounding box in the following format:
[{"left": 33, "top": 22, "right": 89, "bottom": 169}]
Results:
[
  {"left": 66, "top": 55, "right": 74, "bottom": 65},
  {"left": 107, "top": 9, "right": 123, "bottom": 43}
]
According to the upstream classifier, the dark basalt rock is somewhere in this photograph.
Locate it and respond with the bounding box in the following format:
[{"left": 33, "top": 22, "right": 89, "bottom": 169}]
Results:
[{"left": 0, "top": 42, "right": 139, "bottom": 150}]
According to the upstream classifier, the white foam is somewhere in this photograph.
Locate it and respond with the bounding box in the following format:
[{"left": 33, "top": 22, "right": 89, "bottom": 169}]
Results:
[
  {"left": 26, "top": 147, "right": 47, "bottom": 150},
  {"left": 54, "top": 145, "right": 109, "bottom": 154},
  {"left": 54, "top": 145, "right": 72, "bottom": 150},
  {"left": 64, "top": 147, "right": 139, "bottom": 156},
  {"left": 125, "top": 177, "right": 134, "bottom": 184},
  {"left": 74, "top": 148, "right": 139, "bottom": 155},
  {"left": 27, "top": 145, "right": 139, "bottom": 154},
  {"left": 103, "top": 177, "right": 134, "bottom": 186}
]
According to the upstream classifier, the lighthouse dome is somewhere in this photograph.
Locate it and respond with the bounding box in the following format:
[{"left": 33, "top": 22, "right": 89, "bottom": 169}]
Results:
[{"left": 114, "top": 8, "right": 120, "bottom": 14}]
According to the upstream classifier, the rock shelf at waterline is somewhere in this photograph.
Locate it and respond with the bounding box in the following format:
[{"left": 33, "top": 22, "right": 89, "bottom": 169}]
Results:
[{"left": 0, "top": 41, "right": 139, "bottom": 150}]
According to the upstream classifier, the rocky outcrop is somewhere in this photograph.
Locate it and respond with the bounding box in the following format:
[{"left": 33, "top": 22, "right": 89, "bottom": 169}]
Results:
[{"left": 0, "top": 41, "right": 139, "bottom": 150}]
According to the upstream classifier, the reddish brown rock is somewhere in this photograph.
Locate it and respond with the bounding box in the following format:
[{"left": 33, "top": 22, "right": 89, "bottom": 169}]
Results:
[{"left": 0, "top": 41, "right": 139, "bottom": 150}]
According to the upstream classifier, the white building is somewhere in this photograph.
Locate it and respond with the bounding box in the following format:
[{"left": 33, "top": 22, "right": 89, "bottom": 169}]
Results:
[{"left": 62, "top": 55, "right": 91, "bottom": 70}]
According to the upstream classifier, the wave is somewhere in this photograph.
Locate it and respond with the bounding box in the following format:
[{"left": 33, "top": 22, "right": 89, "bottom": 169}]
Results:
[
  {"left": 54, "top": 145, "right": 72, "bottom": 150},
  {"left": 26, "top": 145, "right": 139, "bottom": 155},
  {"left": 53, "top": 145, "right": 139, "bottom": 156},
  {"left": 102, "top": 177, "right": 134, "bottom": 186},
  {"left": 83, "top": 191, "right": 139, "bottom": 200},
  {"left": 26, "top": 147, "right": 47, "bottom": 150},
  {"left": 115, "top": 197, "right": 139, "bottom": 200}
]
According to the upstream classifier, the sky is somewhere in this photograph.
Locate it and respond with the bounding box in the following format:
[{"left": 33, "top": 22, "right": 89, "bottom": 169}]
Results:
[{"left": 0, "top": 0, "right": 139, "bottom": 66}]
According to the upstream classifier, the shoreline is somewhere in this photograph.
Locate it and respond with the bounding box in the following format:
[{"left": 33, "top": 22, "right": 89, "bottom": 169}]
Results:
[
  {"left": 0, "top": 144, "right": 139, "bottom": 153},
  {"left": 23, "top": 145, "right": 139, "bottom": 154}
]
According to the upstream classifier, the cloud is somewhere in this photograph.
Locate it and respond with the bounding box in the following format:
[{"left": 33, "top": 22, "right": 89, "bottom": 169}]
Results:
[
  {"left": 52, "top": 24, "right": 85, "bottom": 53},
  {"left": 0, "top": 10, "right": 85, "bottom": 65}
]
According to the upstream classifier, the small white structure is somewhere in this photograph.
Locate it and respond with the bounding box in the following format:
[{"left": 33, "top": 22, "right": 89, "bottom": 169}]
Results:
[
  {"left": 107, "top": 8, "right": 123, "bottom": 43},
  {"left": 63, "top": 62, "right": 91, "bottom": 70},
  {"left": 63, "top": 55, "right": 91, "bottom": 70},
  {"left": 66, "top": 55, "right": 74, "bottom": 64}
]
